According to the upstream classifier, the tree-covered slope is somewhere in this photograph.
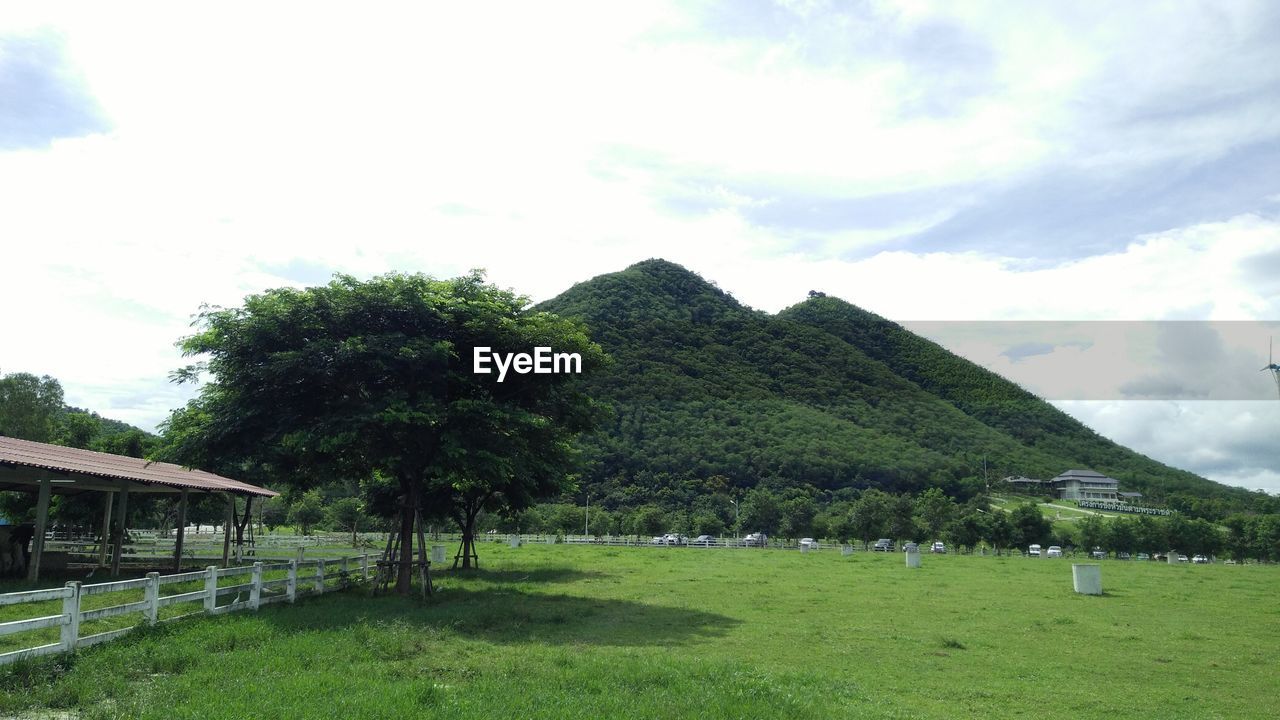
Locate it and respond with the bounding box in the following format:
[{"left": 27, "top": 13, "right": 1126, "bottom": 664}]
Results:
[
  {"left": 540, "top": 259, "right": 1254, "bottom": 512},
  {"left": 777, "top": 295, "right": 1253, "bottom": 508}
]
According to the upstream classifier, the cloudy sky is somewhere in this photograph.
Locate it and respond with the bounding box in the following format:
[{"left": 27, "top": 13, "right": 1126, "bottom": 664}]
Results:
[{"left": 2, "top": 1, "right": 1278, "bottom": 491}]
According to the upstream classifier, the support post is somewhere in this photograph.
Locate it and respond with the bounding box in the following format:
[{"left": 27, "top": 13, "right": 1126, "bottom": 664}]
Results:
[
  {"left": 361, "top": 553, "right": 370, "bottom": 582},
  {"left": 174, "top": 489, "right": 190, "bottom": 572},
  {"left": 97, "top": 491, "right": 114, "bottom": 568},
  {"left": 295, "top": 546, "right": 305, "bottom": 565},
  {"left": 27, "top": 475, "right": 53, "bottom": 582},
  {"left": 250, "top": 562, "right": 263, "bottom": 610},
  {"left": 110, "top": 483, "right": 130, "bottom": 576},
  {"left": 144, "top": 572, "right": 160, "bottom": 625},
  {"left": 222, "top": 495, "right": 233, "bottom": 567},
  {"left": 286, "top": 560, "right": 298, "bottom": 603},
  {"left": 203, "top": 565, "right": 218, "bottom": 614},
  {"left": 314, "top": 559, "right": 325, "bottom": 594},
  {"left": 60, "top": 581, "right": 81, "bottom": 653}
]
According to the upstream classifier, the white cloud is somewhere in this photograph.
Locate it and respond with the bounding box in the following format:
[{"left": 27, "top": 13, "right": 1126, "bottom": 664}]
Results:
[{"left": 1056, "top": 401, "right": 1280, "bottom": 494}]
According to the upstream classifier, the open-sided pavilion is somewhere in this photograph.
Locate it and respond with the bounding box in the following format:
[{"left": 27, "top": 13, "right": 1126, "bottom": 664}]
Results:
[{"left": 0, "top": 435, "right": 278, "bottom": 582}]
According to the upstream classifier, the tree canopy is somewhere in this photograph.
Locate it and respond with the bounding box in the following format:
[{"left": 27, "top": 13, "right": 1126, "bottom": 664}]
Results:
[{"left": 161, "top": 271, "right": 606, "bottom": 591}]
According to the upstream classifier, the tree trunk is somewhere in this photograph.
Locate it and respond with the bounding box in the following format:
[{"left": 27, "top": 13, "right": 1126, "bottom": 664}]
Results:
[
  {"left": 233, "top": 496, "right": 253, "bottom": 547},
  {"left": 394, "top": 481, "right": 416, "bottom": 594},
  {"left": 460, "top": 510, "right": 476, "bottom": 569}
]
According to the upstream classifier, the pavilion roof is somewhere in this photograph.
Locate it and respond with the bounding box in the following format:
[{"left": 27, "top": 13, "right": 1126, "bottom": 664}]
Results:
[{"left": 0, "top": 435, "right": 278, "bottom": 497}]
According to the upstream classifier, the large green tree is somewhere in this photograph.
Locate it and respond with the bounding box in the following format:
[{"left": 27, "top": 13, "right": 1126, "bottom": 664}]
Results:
[
  {"left": 1009, "top": 503, "right": 1052, "bottom": 550},
  {"left": 160, "top": 271, "right": 604, "bottom": 592},
  {"left": 0, "top": 372, "right": 64, "bottom": 442}
]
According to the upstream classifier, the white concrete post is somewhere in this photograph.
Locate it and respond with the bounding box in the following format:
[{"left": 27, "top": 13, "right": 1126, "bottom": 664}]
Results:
[
  {"left": 1072, "top": 563, "right": 1102, "bottom": 595},
  {"left": 314, "top": 559, "right": 325, "bottom": 594},
  {"left": 432, "top": 545, "right": 446, "bottom": 564},
  {"left": 510, "top": 535, "right": 521, "bottom": 548},
  {"left": 905, "top": 548, "right": 921, "bottom": 568},
  {"left": 203, "top": 565, "right": 219, "bottom": 614},
  {"left": 60, "top": 582, "right": 81, "bottom": 652},
  {"left": 1167, "top": 550, "right": 1178, "bottom": 565},
  {"left": 841, "top": 545, "right": 853, "bottom": 556},
  {"left": 800, "top": 544, "right": 810, "bottom": 554},
  {"left": 144, "top": 572, "right": 160, "bottom": 625},
  {"left": 250, "top": 562, "right": 263, "bottom": 610},
  {"left": 286, "top": 560, "right": 298, "bottom": 603}
]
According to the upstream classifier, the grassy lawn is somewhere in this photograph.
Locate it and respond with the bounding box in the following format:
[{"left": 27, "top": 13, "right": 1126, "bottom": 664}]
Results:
[{"left": 2, "top": 545, "right": 1277, "bottom": 719}]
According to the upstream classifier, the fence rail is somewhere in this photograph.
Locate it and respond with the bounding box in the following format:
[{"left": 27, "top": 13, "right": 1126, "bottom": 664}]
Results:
[{"left": 0, "top": 553, "right": 376, "bottom": 667}]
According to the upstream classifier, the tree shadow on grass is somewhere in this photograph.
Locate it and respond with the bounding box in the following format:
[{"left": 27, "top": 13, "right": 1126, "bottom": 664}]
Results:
[
  {"left": 258, "top": 586, "right": 740, "bottom": 648},
  {"left": 444, "top": 567, "right": 610, "bottom": 585}
]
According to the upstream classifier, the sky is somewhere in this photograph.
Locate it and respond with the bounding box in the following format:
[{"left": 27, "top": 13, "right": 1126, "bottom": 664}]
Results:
[{"left": 1, "top": 1, "right": 1278, "bottom": 492}]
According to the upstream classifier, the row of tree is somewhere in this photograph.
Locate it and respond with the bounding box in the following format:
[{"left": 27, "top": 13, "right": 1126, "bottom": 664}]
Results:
[{"left": 491, "top": 492, "right": 1280, "bottom": 561}]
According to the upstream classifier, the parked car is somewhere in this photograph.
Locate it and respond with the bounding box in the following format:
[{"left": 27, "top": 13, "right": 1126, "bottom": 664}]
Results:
[
  {"left": 1117, "top": 552, "right": 1131, "bottom": 560},
  {"left": 1046, "top": 546, "right": 1063, "bottom": 558},
  {"left": 1177, "top": 554, "right": 1189, "bottom": 563},
  {"left": 901, "top": 542, "right": 919, "bottom": 553},
  {"left": 872, "top": 539, "right": 894, "bottom": 552},
  {"left": 692, "top": 535, "right": 716, "bottom": 546},
  {"left": 1192, "top": 554, "right": 1209, "bottom": 564},
  {"left": 1090, "top": 548, "right": 1106, "bottom": 559},
  {"left": 660, "top": 533, "right": 687, "bottom": 546},
  {"left": 743, "top": 532, "right": 767, "bottom": 547},
  {"left": 1136, "top": 553, "right": 1150, "bottom": 561},
  {"left": 650, "top": 536, "right": 665, "bottom": 545},
  {"left": 1028, "top": 544, "right": 1042, "bottom": 557},
  {"left": 931, "top": 541, "right": 946, "bottom": 554},
  {"left": 799, "top": 538, "right": 818, "bottom": 550}
]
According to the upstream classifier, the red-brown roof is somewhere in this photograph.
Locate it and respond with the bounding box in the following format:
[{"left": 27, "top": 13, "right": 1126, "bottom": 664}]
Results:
[{"left": 0, "top": 435, "right": 278, "bottom": 497}]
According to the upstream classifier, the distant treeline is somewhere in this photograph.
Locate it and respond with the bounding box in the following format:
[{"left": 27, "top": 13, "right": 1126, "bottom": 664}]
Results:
[{"left": 470, "top": 488, "right": 1280, "bottom": 562}]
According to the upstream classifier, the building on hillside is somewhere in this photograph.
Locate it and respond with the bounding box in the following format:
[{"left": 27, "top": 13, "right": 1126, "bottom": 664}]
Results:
[
  {"left": 1050, "top": 469, "right": 1119, "bottom": 501},
  {"left": 1002, "top": 475, "right": 1044, "bottom": 493}
]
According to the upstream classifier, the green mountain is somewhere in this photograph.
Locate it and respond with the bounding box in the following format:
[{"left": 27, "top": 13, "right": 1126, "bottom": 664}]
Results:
[{"left": 539, "top": 259, "right": 1257, "bottom": 513}]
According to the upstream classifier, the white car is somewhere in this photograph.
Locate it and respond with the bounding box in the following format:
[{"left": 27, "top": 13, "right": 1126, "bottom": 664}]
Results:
[
  {"left": 1046, "top": 546, "right": 1063, "bottom": 558},
  {"left": 931, "top": 541, "right": 946, "bottom": 554},
  {"left": 799, "top": 538, "right": 818, "bottom": 550},
  {"left": 1028, "top": 544, "right": 1041, "bottom": 557}
]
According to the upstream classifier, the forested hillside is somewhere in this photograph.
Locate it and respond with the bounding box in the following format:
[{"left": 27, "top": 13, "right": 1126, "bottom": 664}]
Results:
[{"left": 539, "top": 259, "right": 1261, "bottom": 516}]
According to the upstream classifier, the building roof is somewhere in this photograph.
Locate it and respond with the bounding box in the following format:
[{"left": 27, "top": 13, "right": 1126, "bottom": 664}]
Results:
[
  {"left": 1056, "top": 469, "right": 1109, "bottom": 478},
  {"left": 0, "top": 435, "right": 278, "bottom": 497},
  {"left": 1118, "top": 492, "right": 1143, "bottom": 498},
  {"left": 1051, "top": 469, "right": 1118, "bottom": 484},
  {"left": 1003, "top": 475, "right": 1042, "bottom": 484}
]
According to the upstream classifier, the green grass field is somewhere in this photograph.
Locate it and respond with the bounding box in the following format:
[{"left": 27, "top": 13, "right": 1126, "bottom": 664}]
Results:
[{"left": 3, "top": 545, "right": 1278, "bottom": 719}]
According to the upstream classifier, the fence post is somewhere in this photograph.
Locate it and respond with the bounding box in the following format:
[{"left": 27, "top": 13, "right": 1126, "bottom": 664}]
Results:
[
  {"left": 315, "top": 559, "right": 326, "bottom": 594},
  {"left": 203, "top": 565, "right": 218, "bottom": 614},
  {"left": 144, "top": 572, "right": 160, "bottom": 625},
  {"left": 295, "top": 546, "right": 305, "bottom": 565},
  {"left": 250, "top": 562, "right": 263, "bottom": 610},
  {"left": 60, "top": 582, "right": 81, "bottom": 653},
  {"left": 361, "top": 553, "right": 370, "bottom": 582},
  {"left": 287, "top": 559, "right": 298, "bottom": 603}
]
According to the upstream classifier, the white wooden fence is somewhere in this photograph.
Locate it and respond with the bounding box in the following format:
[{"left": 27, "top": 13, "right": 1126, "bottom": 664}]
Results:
[{"left": 0, "top": 554, "right": 374, "bottom": 667}]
